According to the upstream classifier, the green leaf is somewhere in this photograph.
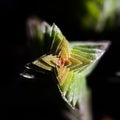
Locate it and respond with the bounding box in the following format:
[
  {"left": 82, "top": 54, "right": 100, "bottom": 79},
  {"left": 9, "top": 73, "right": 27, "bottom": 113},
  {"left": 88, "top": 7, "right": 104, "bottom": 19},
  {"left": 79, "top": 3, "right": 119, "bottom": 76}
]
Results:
[{"left": 86, "top": 1, "right": 101, "bottom": 21}]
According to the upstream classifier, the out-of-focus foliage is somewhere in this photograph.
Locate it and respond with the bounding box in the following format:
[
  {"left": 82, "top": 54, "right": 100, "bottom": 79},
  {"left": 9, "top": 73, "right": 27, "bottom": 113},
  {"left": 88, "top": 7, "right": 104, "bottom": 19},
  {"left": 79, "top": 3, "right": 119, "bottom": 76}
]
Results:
[{"left": 77, "top": 0, "right": 120, "bottom": 32}]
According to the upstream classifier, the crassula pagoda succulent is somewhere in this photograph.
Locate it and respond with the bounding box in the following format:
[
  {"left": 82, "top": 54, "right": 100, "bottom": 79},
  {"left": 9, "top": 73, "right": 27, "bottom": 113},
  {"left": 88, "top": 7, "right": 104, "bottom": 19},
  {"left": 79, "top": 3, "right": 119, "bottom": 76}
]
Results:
[{"left": 21, "top": 18, "right": 110, "bottom": 120}]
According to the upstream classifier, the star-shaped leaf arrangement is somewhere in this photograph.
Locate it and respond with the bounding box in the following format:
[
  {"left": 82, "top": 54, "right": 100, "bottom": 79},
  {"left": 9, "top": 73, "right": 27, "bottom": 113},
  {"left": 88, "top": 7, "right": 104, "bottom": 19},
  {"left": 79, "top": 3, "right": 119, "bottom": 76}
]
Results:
[{"left": 21, "top": 18, "right": 110, "bottom": 109}]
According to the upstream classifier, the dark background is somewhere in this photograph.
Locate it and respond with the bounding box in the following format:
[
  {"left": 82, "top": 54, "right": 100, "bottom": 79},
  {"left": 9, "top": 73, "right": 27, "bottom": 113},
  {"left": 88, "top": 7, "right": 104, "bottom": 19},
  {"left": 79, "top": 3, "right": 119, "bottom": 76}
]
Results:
[{"left": 1, "top": 0, "right": 120, "bottom": 120}]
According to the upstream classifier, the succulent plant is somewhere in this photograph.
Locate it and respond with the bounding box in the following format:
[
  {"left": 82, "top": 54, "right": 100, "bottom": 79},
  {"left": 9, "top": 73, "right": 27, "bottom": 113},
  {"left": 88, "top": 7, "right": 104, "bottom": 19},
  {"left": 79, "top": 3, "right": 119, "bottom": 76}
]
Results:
[{"left": 21, "top": 18, "right": 110, "bottom": 120}]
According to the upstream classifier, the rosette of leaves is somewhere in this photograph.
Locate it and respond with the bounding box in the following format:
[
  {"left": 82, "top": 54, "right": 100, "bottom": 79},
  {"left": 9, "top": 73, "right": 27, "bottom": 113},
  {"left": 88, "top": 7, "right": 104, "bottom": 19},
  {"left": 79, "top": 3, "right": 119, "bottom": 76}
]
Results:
[{"left": 21, "top": 18, "right": 110, "bottom": 119}]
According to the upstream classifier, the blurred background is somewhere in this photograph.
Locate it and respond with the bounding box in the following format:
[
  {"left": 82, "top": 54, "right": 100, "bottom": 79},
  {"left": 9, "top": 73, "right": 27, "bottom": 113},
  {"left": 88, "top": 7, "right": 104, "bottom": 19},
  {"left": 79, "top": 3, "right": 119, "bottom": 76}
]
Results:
[{"left": 1, "top": 0, "right": 120, "bottom": 120}]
